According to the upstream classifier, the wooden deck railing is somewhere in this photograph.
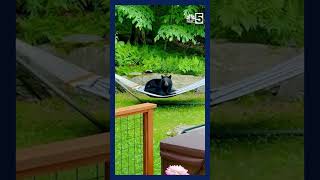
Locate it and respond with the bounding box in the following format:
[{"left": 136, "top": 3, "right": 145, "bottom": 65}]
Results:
[
  {"left": 115, "top": 103, "right": 157, "bottom": 175},
  {"left": 16, "top": 103, "right": 156, "bottom": 179},
  {"left": 16, "top": 133, "right": 110, "bottom": 179}
]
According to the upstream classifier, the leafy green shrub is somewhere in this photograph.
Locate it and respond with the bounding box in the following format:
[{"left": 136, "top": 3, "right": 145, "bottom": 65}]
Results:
[
  {"left": 116, "top": 5, "right": 154, "bottom": 30},
  {"left": 211, "top": 0, "right": 304, "bottom": 46},
  {"left": 115, "top": 5, "right": 205, "bottom": 46},
  {"left": 155, "top": 24, "right": 204, "bottom": 44},
  {"left": 115, "top": 42, "right": 142, "bottom": 66},
  {"left": 17, "top": 1, "right": 304, "bottom": 47},
  {"left": 154, "top": 5, "right": 205, "bottom": 45},
  {"left": 17, "top": 12, "right": 108, "bottom": 45},
  {"left": 178, "top": 56, "right": 205, "bottom": 75},
  {"left": 115, "top": 42, "right": 205, "bottom": 76},
  {"left": 16, "top": 0, "right": 109, "bottom": 45},
  {"left": 17, "top": 0, "right": 109, "bottom": 16}
]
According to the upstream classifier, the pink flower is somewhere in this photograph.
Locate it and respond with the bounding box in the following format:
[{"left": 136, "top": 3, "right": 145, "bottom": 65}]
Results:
[{"left": 165, "top": 165, "right": 189, "bottom": 175}]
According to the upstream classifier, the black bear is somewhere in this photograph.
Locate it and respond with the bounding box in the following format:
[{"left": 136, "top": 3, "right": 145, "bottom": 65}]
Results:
[{"left": 144, "top": 75, "right": 175, "bottom": 96}]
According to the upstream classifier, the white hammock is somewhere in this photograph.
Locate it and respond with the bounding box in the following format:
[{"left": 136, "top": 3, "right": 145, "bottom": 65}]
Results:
[{"left": 115, "top": 74, "right": 205, "bottom": 98}]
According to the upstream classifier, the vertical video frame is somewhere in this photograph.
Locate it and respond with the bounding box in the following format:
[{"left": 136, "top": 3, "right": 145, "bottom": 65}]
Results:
[{"left": 114, "top": 4, "right": 207, "bottom": 175}]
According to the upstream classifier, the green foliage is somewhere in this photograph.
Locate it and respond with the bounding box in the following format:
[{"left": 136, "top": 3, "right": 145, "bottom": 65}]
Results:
[
  {"left": 211, "top": 0, "right": 304, "bottom": 46},
  {"left": 16, "top": 0, "right": 109, "bottom": 45},
  {"left": 155, "top": 24, "right": 204, "bottom": 44},
  {"left": 115, "top": 5, "right": 205, "bottom": 46},
  {"left": 17, "top": 0, "right": 109, "bottom": 16},
  {"left": 154, "top": 5, "right": 205, "bottom": 45},
  {"left": 177, "top": 56, "right": 205, "bottom": 75},
  {"left": 116, "top": 5, "right": 154, "bottom": 30},
  {"left": 17, "top": 12, "right": 108, "bottom": 45},
  {"left": 115, "top": 5, "right": 205, "bottom": 75},
  {"left": 115, "top": 42, "right": 205, "bottom": 76},
  {"left": 115, "top": 42, "right": 141, "bottom": 67},
  {"left": 17, "top": 1, "right": 304, "bottom": 47}
]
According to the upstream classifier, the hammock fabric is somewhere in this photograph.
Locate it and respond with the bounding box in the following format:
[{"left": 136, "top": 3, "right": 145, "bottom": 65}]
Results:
[
  {"left": 115, "top": 74, "right": 205, "bottom": 98},
  {"left": 16, "top": 39, "right": 110, "bottom": 100},
  {"left": 211, "top": 53, "right": 304, "bottom": 106},
  {"left": 16, "top": 39, "right": 304, "bottom": 106}
]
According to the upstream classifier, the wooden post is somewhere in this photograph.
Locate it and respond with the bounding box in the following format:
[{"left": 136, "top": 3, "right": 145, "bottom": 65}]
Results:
[
  {"left": 104, "top": 162, "right": 109, "bottom": 180},
  {"left": 143, "top": 109, "right": 154, "bottom": 175}
]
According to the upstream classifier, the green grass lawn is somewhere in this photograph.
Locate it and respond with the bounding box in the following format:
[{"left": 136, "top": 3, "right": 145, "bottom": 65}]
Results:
[
  {"left": 212, "top": 93, "right": 304, "bottom": 131},
  {"left": 16, "top": 91, "right": 205, "bottom": 177},
  {"left": 211, "top": 136, "right": 304, "bottom": 180},
  {"left": 16, "top": 95, "right": 108, "bottom": 180},
  {"left": 211, "top": 93, "right": 304, "bottom": 180},
  {"left": 115, "top": 92, "right": 205, "bottom": 175},
  {"left": 16, "top": 99, "right": 106, "bottom": 148},
  {"left": 16, "top": 91, "right": 303, "bottom": 179}
]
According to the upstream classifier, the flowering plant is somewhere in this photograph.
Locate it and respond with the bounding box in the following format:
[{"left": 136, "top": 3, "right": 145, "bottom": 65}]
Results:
[{"left": 165, "top": 165, "right": 189, "bottom": 175}]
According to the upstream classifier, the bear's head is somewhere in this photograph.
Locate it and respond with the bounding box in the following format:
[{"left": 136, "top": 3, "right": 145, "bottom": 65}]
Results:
[{"left": 161, "top": 75, "right": 172, "bottom": 93}]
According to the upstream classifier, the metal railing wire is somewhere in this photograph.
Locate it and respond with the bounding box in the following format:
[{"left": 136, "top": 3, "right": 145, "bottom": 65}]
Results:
[{"left": 115, "top": 103, "right": 156, "bottom": 175}]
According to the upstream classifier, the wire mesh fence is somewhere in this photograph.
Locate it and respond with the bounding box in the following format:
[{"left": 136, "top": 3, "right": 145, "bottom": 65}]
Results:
[
  {"left": 115, "top": 114, "right": 144, "bottom": 175},
  {"left": 21, "top": 163, "right": 106, "bottom": 180},
  {"left": 115, "top": 103, "right": 156, "bottom": 175}
]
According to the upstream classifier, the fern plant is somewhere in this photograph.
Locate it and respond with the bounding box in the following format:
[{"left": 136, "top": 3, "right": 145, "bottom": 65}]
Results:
[
  {"left": 211, "top": 0, "right": 304, "bottom": 46},
  {"left": 116, "top": 5, "right": 154, "bottom": 30},
  {"left": 115, "top": 42, "right": 205, "bottom": 75},
  {"left": 154, "top": 5, "right": 205, "bottom": 45},
  {"left": 115, "top": 5, "right": 205, "bottom": 47},
  {"left": 17, "top": 0, "right": 109, "bottom": 16}
]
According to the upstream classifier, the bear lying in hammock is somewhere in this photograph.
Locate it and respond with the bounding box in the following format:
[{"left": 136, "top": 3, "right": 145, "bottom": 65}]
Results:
[{"left": 144, "top": 75, "right": 176, "bottom": 96}]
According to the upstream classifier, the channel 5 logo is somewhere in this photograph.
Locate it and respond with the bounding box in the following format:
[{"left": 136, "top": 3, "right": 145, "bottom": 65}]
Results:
[{"left": 186, "top": 13, "right": 204, "bottom": 24}]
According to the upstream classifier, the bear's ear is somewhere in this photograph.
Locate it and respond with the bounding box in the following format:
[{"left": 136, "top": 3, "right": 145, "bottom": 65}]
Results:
[
  {"left": 168, "top": 75, "right": 171, "bottom": 79},
  {"left": 161, "top": 75, "right": 164, "bottom": 79}
]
